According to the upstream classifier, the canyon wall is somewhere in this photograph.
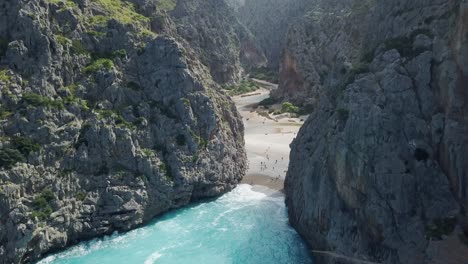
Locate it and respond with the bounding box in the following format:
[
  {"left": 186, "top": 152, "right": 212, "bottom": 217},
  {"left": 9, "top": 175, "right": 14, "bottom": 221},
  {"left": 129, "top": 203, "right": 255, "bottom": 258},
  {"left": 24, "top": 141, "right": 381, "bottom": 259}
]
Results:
[
  {"left": 0, "top": 0, "right": 247, "bottom": 263},
  {"left": 284, "top": 0, "right": 468, "bottom": 263},
  {"left": 226, "top": 0, "right": 310, "bottom": 69},
  {"left": 171, "top": 0, "right": 266, "bottom": 84}
]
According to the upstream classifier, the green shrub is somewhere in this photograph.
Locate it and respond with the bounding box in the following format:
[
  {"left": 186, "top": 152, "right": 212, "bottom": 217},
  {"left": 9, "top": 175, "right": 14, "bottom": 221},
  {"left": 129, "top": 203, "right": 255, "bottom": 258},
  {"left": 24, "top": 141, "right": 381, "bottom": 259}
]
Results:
[
  {"left": 55, "top": 34, "right": 71, "bottom": 46},
  {"left": 91, "top": 49, "right": 127, "bottom": 61},
  {"left": 189, "top": 129, "right": 208, "bottom": 150},
  {"left": 249, "top": 67, "right": 279, "bottom": 83},
  {"left": 141, "top": 148, "right": 156, "bottom": 157},
  {"left": 258, "top": 97, "right": 277, "bottom": 107},
  {"left": 38, "top": 189, "right": 55, "bottom": 203},
  {"left": 11, "top": 136, "right": 40, "bottom": 156},
  {"left": 159, "top": 161, "right": 173, "bottom": 182},
  {"left": 71, "top": 40, "right": 88, "bottom": 55},
  {"left": 225, "top": 80, "right": 258, "bottom": 96},
  {"left": 86, "top": 30, "right": 106, "bottom": 37},
  {"left": 90, "top": 0, "right": 150, "bottom": 25},
  {"left": 31, "top": 207, "right": 53, "bottom": 221},
  {"left": 83, "top": 58, "right": 114, "bottom": 74},
  {"left": 64, "top": 96, "right": 89, "bottom": 111},
  {"left": 157, "top": 0, "right": 177, "bottom": 11},
  {"left": 0, "top": 148, "right": 25, "bottom": 169},
  {"left": 75, "top": 192, "right": 86, "bottom": 201},
  {"left": 23, "top": 92, "right": 64, "bottom": 109},
  {"left": 48, "top": 0, "right": 77, "bottom": 9},
  {"left": 281, "top": 102, "right": 299, "bottom": 114},
  {"left": 182, "top": 98, "right": 191, "bottom": 107},
  {"left": 31, "top": 189, "right": 55, "bottom": 220},
  {"left": 0, "top": 110, "right": 12, "bottom": 120},
  {"left": 0, "top": 70, "right": 11, "bottom": 86}
]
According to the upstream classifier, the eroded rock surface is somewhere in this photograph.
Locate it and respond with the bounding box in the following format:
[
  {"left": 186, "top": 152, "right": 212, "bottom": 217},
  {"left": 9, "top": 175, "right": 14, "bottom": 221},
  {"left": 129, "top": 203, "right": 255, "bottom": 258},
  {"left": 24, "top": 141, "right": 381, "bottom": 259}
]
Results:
[
  {"left": 0, "top": 0, "right": 246, "bottom": 263},
  {"left": 284, "top": 0, "right": 467, "bottom": 263}
]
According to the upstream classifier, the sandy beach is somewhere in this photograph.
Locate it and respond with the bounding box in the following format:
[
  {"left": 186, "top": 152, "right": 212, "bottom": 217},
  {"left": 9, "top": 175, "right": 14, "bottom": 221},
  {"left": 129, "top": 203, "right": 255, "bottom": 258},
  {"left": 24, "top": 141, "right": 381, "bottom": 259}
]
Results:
[{"left": 233, "top": 85, "right": 305, "bottom": 191}]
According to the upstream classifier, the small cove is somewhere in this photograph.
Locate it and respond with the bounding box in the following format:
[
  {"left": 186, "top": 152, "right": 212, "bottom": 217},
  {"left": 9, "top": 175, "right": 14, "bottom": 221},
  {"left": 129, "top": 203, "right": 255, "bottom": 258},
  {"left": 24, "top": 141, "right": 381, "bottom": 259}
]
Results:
[{"left": 38, "top": 185, "right": 313, "bottom": 264}]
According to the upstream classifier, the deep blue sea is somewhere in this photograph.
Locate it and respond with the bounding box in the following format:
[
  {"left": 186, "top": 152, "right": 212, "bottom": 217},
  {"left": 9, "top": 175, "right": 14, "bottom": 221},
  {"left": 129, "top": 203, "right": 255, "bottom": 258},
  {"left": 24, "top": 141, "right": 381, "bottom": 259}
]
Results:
[{"left": 38, "top": 184, "right": 313, "bottom": 264}]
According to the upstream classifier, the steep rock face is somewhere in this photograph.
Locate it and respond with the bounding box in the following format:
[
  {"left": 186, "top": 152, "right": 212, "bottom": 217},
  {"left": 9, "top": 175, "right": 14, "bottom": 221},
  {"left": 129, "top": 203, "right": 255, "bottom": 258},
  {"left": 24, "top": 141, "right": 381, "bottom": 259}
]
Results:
[
  {"left": 226, "top": 0, "right": 310, "bottom": 69},
  {"left": 171, "top": 0, "right": 266, "bottom": 84},
  {"left": 0, "top": 0, "right": 246, "bottom": 263},
  {"left": 285, "top": 0, "right": 467, "bottom": 263}
]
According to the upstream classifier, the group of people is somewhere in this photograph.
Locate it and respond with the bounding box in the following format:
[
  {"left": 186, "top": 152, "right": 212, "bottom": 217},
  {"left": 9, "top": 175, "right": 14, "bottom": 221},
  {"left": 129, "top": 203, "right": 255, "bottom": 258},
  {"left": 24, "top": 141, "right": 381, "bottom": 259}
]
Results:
[{"left": 258, "top": 146, "right": 286, "bottom": 182}]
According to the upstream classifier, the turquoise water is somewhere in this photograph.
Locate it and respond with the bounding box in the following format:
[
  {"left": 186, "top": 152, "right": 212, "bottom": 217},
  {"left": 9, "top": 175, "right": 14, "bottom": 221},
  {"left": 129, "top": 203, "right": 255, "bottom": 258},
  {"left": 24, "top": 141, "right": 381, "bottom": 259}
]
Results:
[{"left": 38, "top": 184, "right": 313, "bottom": 264}]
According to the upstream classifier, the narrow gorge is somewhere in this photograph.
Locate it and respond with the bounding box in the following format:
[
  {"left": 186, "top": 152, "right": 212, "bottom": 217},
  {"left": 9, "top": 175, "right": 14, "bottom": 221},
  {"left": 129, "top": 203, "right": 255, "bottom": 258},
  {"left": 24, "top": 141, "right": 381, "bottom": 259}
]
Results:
[{"left": 1, "top": 0, "right": 467, "bottom": 264}]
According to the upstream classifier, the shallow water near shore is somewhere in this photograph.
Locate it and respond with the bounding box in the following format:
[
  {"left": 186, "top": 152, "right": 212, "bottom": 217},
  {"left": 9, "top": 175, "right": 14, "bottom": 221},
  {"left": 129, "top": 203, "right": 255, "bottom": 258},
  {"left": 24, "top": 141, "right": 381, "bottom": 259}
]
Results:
[{"left": 37, "top": 184, "right": 313, "bottom": 264}]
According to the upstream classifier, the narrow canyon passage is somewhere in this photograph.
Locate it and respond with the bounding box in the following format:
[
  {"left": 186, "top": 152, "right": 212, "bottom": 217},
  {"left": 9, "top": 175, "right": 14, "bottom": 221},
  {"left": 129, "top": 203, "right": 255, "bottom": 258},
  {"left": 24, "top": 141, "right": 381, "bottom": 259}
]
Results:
[
  {"left": 35, "top": 80, "right": 313, "bottom": 264},
  {"left": 1, "top": 0, "right": 467, "bottom": 263},
  {"left": 233, "top": 82, "right": 304, "bottom": 190}
]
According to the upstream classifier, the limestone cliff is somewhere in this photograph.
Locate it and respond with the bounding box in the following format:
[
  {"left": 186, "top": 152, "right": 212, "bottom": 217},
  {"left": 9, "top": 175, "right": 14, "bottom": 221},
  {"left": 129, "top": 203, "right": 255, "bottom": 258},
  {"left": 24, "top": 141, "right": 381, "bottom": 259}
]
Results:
[
  {"left": 226, "top": 0, "right": 310, "bottom": 69},
  {"left": 0, "top": 0, "right": 246, "bottom": 263},
  {"left": 284, "top": 0, "right": 467, "bottom": 263},
  {"left": 171, "top": 0, "right": 266, "bottom": 84}
]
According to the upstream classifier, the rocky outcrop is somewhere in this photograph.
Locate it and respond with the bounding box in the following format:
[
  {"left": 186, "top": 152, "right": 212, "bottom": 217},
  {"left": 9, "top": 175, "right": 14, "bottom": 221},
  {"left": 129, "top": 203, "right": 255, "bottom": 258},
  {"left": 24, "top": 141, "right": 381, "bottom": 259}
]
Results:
[
  {"left": 284, "top": 0, "right": 467, "bottom": 263},
  {"left": 171, "top": 0, "right": 266, "bottom": 84},
  {"left": 0, "top": 0, "right": 246, "bottom": 263}
]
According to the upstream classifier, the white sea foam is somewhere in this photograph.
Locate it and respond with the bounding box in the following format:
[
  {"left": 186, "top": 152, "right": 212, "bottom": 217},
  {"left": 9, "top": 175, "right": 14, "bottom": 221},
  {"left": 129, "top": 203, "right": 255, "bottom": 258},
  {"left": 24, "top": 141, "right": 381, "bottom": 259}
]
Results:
[{"left": 37, "top": 185, "right": 312, "bottom": 264}]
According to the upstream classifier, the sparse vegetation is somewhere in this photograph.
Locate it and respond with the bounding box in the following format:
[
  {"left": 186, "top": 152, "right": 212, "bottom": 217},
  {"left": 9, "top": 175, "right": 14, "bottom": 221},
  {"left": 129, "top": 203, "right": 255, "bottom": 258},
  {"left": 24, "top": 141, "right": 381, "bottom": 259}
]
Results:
[
  {"left": 31, "top": 189, "right": 55, "bottom": 221},
  {"left": 224, "top": 80, "right": 258, "bottom": 96},
  {"left": 11, "top": 136, "right": 41, "bottom": 156},
  {"left": 23, "top": 92, "right": 64, "bottom": 109},
  {"left": 141, "top": 148, "right": 156, "bottom": 157},
  {"left": 182, "top": 98, "right": 191, "bottom": 107},
  {"left": 88, "top": 0, "right": 150, "bottom": 26},
  {"left": 71, "top": 40, "right": 88, "bottom": 55},
  {"left": 83, "top": 58, "right": 114, "bottom": 74},
  {"left": 0, "top": 70, "right": 11, "bottom": 86},
  {"left": 75, "top": 192, "right": 87, "bottom": 201},
  {"left": 190, "top": 129, "right": 208, "bottom": 150},
  {"left": 48, "top": 0, "right": 77, "bottom": 9},
  {"left": 95, "top": 109, "right": 135, "bottom": 129},
  {"left": 249, "top": 67, "right": 279, "bottom": 83},
  {"left": 159, "top": 161, "right": 173, "bottom": 182},
  {"left": 0, "top": 135, "right": 40, "bottom": 169},
  {"left": 0, "top": 109, "right": 12, "bottom": 120},
  {"left": 55, "top": 34, "right": 71, "bottom": 46},
  {"left": 157, "top": 0, "right": 177, "bottom": 12},
  {"left": 280, "top": 102, "right": 299, "bottom": 114},
  {"left": 0, "top": 148, "right": 25, "bottom": 169},
  {"left": 258, "top": 97, "right": 277, "bottom": 107}
]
